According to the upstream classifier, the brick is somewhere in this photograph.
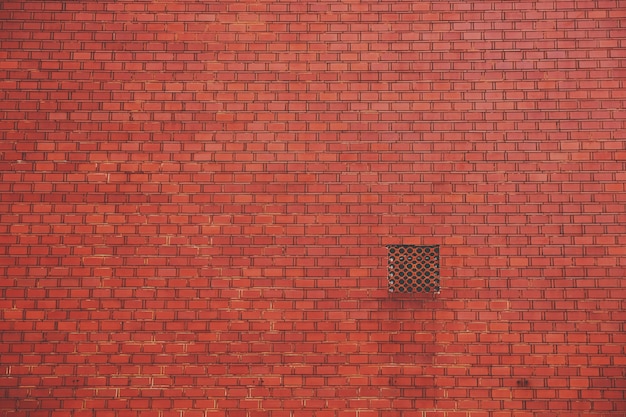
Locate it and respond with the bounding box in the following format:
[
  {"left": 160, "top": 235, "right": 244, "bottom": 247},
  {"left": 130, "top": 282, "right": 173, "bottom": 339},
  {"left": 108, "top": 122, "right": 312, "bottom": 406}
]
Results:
[{"left": 1, "top": 1, "right": 625, "bottom": 417}]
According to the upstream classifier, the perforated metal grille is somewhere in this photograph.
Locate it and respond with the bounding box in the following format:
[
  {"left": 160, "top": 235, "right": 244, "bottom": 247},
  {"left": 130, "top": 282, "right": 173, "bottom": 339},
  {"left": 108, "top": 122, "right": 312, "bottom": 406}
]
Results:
[{"left": 387, "top": 245, "right": 440, "bottom": 294}]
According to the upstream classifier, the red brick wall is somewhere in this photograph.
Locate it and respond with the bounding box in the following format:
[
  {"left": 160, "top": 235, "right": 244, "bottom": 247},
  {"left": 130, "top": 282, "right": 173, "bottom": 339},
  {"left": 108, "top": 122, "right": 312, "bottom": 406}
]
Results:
[{"left": 1, "top": 1, "right": 625, "bottom": 416}]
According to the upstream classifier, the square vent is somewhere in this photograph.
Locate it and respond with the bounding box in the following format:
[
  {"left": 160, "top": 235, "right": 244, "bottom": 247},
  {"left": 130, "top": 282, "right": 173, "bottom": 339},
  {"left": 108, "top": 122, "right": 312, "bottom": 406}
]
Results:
[{"left": 387, "top": 245, "right": 440, "bottom": 294}]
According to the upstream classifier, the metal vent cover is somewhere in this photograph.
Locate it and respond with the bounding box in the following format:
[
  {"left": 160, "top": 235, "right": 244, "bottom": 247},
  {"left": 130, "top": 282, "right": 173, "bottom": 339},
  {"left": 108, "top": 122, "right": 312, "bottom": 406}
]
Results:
[{"left": 387, "top": 245, "right": 440, "bottom": 294}]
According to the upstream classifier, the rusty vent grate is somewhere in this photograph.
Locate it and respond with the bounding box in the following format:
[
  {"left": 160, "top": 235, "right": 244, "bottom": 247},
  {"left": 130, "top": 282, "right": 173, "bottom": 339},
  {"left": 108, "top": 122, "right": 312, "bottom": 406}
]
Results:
[{"left": 387, "top": 245, "right": 440, "bottom": 294}]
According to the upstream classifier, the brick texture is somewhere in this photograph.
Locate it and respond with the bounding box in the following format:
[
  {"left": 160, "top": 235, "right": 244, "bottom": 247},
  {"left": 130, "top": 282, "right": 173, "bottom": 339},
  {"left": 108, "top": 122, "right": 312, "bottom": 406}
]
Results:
[{"left": 1, "top": 1, "right": 626, "bottom": 416}]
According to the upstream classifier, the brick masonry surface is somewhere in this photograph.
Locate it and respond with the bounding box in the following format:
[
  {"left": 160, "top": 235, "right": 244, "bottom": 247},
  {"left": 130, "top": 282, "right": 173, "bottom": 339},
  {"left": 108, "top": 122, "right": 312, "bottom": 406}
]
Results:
[{"left": 1, "top": 1, "right": 626, "bottom": 416}]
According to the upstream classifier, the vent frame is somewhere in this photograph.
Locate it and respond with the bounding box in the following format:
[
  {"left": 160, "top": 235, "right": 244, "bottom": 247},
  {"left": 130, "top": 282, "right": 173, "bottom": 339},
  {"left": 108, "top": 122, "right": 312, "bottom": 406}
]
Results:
[{"left": 387, "top": 245, "right": 440, "bottom": 295}]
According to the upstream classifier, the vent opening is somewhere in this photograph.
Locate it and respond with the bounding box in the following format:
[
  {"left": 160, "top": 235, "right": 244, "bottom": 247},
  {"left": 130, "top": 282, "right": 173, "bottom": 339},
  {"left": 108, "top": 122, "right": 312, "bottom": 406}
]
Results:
[{"left": 387, "top": 245, "right": 440, "bottom": 294}]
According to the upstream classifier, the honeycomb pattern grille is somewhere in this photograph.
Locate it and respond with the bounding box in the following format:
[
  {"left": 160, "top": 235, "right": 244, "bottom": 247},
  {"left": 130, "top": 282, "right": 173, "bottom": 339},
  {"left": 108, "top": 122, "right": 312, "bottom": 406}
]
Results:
[{"left": 387, "top": 245, "right": 440, "bottom": 294}]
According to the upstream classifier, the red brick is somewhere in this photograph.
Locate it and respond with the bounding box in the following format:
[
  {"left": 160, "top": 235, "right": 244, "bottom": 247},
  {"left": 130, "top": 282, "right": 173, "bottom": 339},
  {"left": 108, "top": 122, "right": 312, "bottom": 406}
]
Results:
[{"left": 1, "top": 1, "right": 625, "bottom": 416}]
